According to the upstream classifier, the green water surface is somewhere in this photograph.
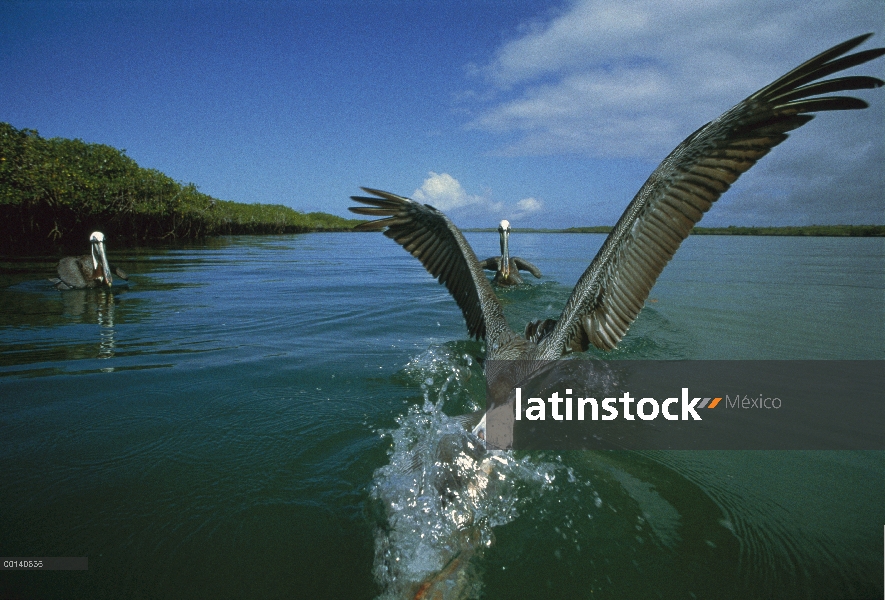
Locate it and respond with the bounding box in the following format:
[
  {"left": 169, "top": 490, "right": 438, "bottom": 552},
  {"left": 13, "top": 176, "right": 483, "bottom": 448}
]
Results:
[{"left": 0, "top": 233, "right": 882, "bottom": 599}]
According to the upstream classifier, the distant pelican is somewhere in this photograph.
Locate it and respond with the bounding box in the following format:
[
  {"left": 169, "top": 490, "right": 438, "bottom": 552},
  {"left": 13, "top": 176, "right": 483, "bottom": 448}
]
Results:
[
  {"left": 350, "top": 34, "right": 884, "bottom": 427},
  {"left": 51, "top": 231, "right": 129, "bottom": 290},
  {"left": 479, "top": 220, "right": 541, "bottom": 286}
]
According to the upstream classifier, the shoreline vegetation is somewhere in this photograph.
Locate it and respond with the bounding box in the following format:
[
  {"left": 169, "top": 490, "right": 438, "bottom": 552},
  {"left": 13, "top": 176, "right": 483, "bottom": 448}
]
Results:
[
  {"left": 0, "top": 122, "right": 360, "bottom": 253},
  {"left": 2, "top": 122, "right": 881, "bottom": 254},
  {"left": 465, "top": 225, "right": 885, "bottom": 236}
]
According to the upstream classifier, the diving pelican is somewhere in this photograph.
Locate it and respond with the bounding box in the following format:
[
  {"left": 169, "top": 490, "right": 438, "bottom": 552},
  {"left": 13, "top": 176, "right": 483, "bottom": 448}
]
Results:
[
  {"left": 479, "top": 220, "right": 542, "bottom": 286},
  {"left": 350, "top": 34, "right": 884, "bottom": 418},
  {"left": 51, "top": 231, "right": 129, "bottom": 290}
]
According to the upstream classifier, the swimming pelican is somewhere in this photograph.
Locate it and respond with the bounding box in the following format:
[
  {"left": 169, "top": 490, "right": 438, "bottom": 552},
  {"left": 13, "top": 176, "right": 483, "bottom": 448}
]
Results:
[
  {"left": 350, "top": 34, "right": 883, "bottom": 428},
  {"left": 51, "top": 231, "right": 129, "bottom": 290},
  {"left": 479, "top": 220, "right": 541, "bottom": 286}
]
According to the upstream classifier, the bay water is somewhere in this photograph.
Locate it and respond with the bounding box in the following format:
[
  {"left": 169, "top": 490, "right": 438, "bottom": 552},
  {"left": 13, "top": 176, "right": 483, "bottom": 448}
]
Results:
[{"left": 0, "top": 233, "right": 882, "bottom": 599}]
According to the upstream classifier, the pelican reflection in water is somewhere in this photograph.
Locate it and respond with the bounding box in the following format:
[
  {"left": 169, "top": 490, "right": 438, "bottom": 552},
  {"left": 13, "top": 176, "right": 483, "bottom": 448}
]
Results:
[
  {"left": 351, "top": 35, "right": 884, "bottom": 598},
  {"left": 479, "top": 220, "right": 541, "bottom": 286},
  {"left": 59, "top": 288, "right": 119, "bottom": 364},
  {"left": 51, "top": 231, "right": 129, "bottom": 290}
]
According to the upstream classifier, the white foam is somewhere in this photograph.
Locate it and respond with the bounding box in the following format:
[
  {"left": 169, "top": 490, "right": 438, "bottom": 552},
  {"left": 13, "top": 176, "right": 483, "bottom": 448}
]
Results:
[{"left": 371, "top": 352, "right": 560, "bottom": 598}]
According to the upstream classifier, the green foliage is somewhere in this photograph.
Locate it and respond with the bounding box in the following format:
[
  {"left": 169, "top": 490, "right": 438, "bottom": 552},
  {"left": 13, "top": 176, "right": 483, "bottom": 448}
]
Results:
[
  {"left": 561, "top": 226, "right": 614, "bottom": 234},
  {"left": 563, "top": 225, "right": 884, "bottom": 236},
  {"left": 691, "top": 224, "right": 885, "bottom": 236},
  {"left": 0, "top": 122, "right": 359, "bottom": 251}
]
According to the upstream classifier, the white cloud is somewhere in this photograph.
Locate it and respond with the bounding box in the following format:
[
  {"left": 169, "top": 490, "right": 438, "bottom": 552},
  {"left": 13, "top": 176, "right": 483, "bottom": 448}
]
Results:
[
  {"left": 412, "top": 172, "right": 486, "bottom": 211},
  {"left": 409, "top": 172, "right": 549, "bottom": 225},
  {"left": 515, "top": 197, "right": 543, "bottom": 218},
  {"left": 468, "top": 0, "right": 884, "bottom": 160},
  {"left": 458, "top": 0, "right": 884, "bottom": 225},
  {"left": 472, "top": 69, "right": 681, "bottom": 157}
]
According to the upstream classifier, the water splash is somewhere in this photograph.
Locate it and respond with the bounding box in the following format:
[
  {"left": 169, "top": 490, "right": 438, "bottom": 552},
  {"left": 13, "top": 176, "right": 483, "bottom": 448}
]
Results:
[{"left": 371, "top": 348, "right": 559, "bottom": 599}]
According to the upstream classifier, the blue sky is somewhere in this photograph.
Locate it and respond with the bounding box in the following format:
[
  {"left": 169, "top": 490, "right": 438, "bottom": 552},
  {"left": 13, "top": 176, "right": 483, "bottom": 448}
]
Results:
[{"left": 2, "top": 0, "right": 883, "bottom": 228}]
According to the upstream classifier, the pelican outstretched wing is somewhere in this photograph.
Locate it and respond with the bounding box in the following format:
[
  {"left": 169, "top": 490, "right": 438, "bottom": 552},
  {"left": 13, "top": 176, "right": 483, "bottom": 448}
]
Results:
[
  {"left": 349, "top": 188, "right": 509, "bottom": 342},
  {"left": 512, "top": 257, "right": 542, "bottom": 278},
  {"left": 112, "top": 265, "right": 129, "bottom": 281},
  {"left": 479, "top": 257, "right": 501, "bottom": 272},
  {"left": 543, "top": 33, "right": 884, "bottom": 353}
]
